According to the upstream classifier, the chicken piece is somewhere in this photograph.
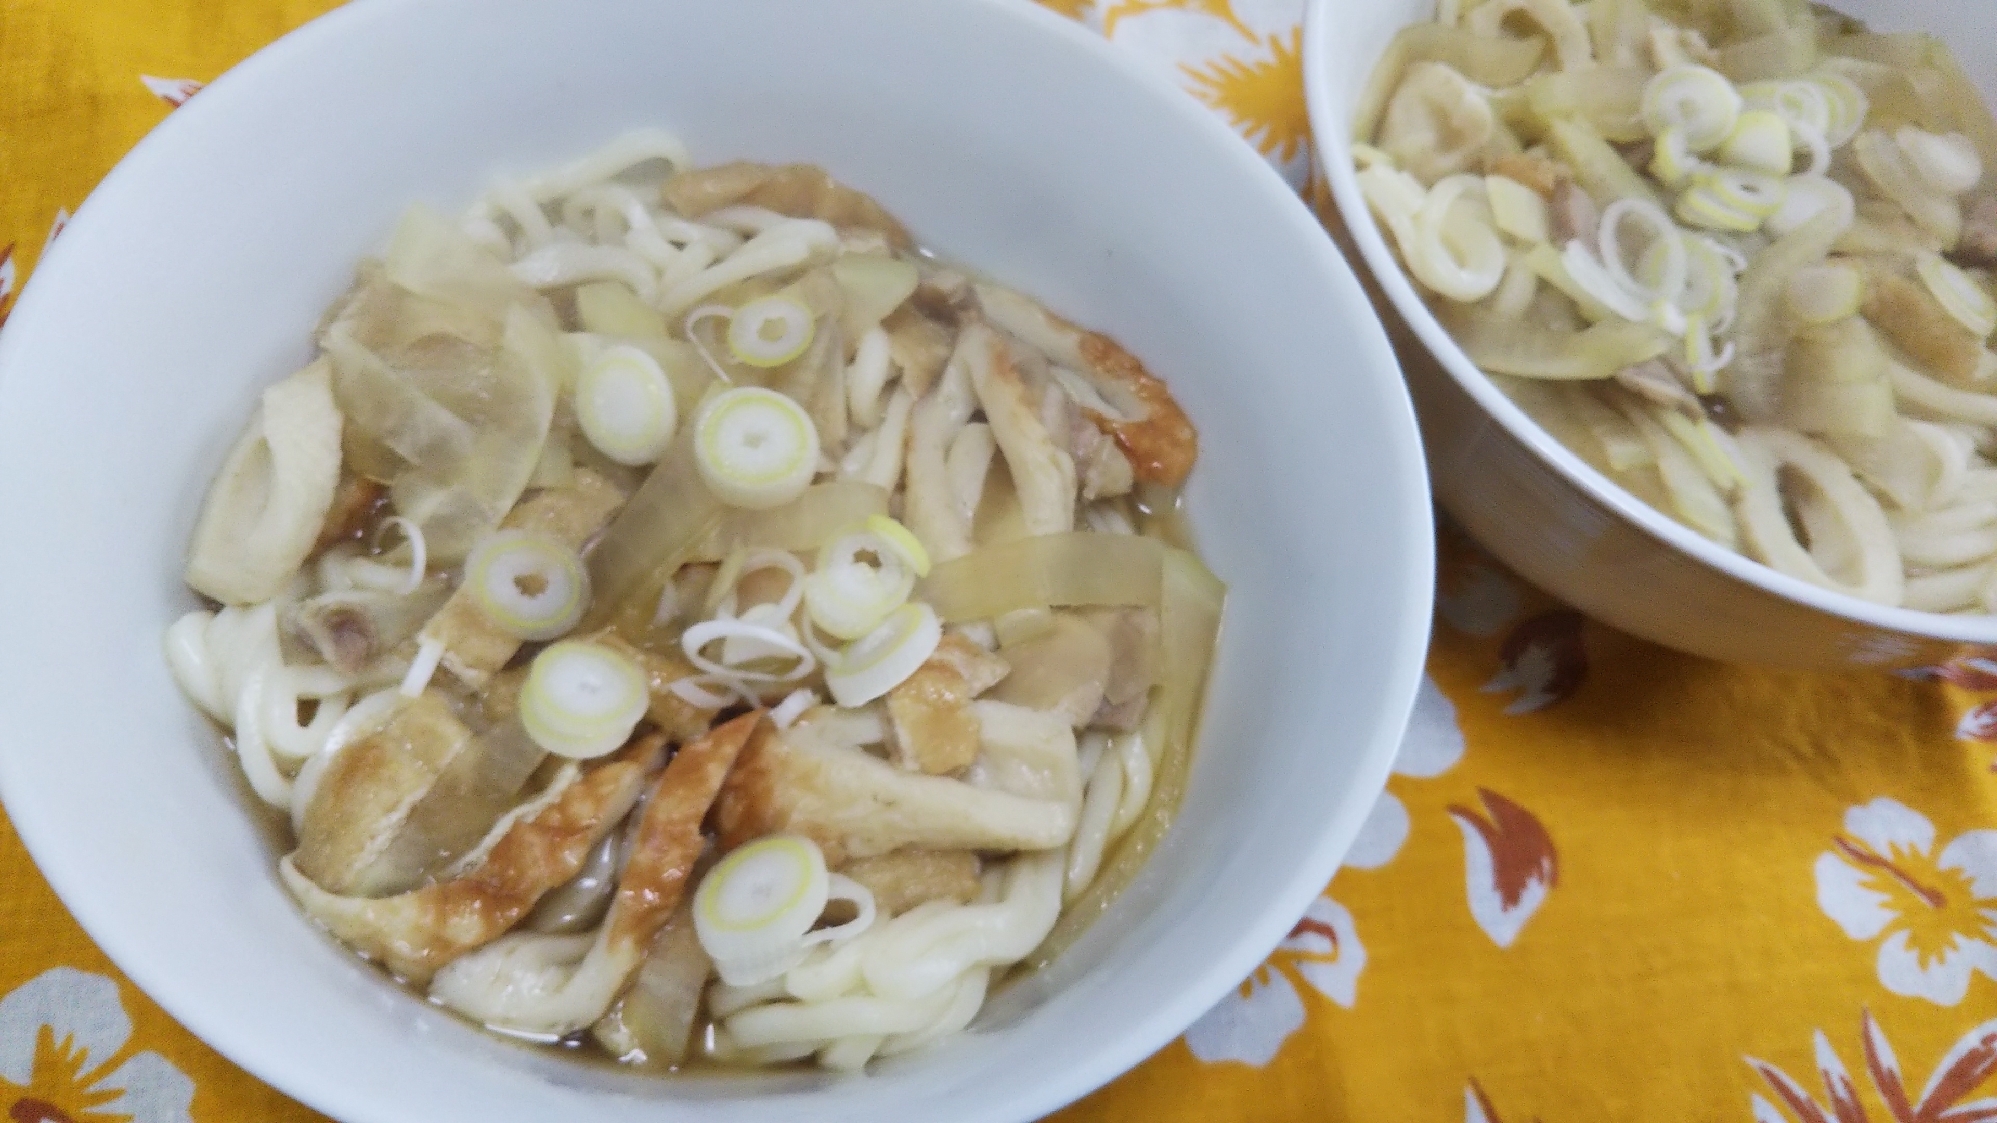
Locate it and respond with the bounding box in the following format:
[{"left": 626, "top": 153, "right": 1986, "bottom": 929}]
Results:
[
  {"left": 964, "top": 323, "right": 1077, "bottom": 537},
  {"left": 1036, "top": 376, "right": 1134, "bottom": 502},
  {"left": 311, "top": 475, "right": 389, "bottom": 555},
  {"left": 974, "top": 283, "right": 1198, "bottom": 488},
  {"left": 885, "top": 634, "right": 1011, "bottom": 774},
  {"left": 714, "top": 717, "right": 1078, "bottom": 864},
  {"left": 1080, "top": 607, "right": 1159, "bottom": 709},
  {"left": 1486, "top": 152, "right": 1565, "bottom": 197},
  {"left": 417, "top": 468, "right": 624, "bottom": 690},
  {"left": 989, "top": 612, "right": 1112, "bottom": 728},
  {"left": 1549, "top": 179, "right": 1600, "bottom": 246},
  {"left": 912, "top": 267, "right": 975, "bottom": 323},
  {"left": 660, "top": 162, "right": 912, "bottom": 252},
  {"left": 591, "top": 632, "right": 723, "bottom": 743},
  {"left": 1864, "top": 268, "right": 1989, "bottom": 386},
  {"left": 904, "top": 331, "right": 982, "bottom": 564},
  {"left": 839, "top": 850, "right": 983, "bottom": 917},
  {"left": 883, "top": 305, "right": 956, "bottom": 399},
  {"left": 427, "top": 713, "right": 759, "bottom": 1034},
  {"left": 279, "top": 733, "right": 666, "bottom": 983},
  {"left": 293, "top": 693, "right": 477, "bottom": 896},
  {"left": 1956, "top": 196, "right": 1997, "bottom": 268},
  {"left": 289, "top": 577, "right": 451, "bottom": 676}
]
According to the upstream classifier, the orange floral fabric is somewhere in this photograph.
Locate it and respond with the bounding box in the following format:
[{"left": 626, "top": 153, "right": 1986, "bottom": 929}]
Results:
[{"left": 5, "top": 0, "right": 1997, "bottom": 1120}]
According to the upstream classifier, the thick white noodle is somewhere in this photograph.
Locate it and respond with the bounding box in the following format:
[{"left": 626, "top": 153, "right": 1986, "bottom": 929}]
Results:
[
  {"left": 510, "top": 243, "right": 659, "bottom": 305},
  {"left": 1065, "top": 747, "right": 1122, "bottom": 902},
  {"left": 1905, "top": 563, "right": 1995, "bottom": 613},
  {"left": 1734, "top": 428, "right": 1904, "bottom": 605},
  {"left": 944, "top": 422, "right": 997, "bottom": 528},
  {"left": 846, "top": 327, "right": 896, "bottom": 428},
  {"left": 657, "top": 220, "right": 838, "bottom": 317},
  {"left": 516, "top": 128, "right": 690, "bottom": 203}
]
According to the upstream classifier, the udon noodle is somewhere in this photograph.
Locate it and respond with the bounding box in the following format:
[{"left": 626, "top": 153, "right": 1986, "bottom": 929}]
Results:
[
  {"left": 1356, "top": 0, "right": 1997, "bottom": 613},
  {"left": 164, "top": 132, "right": 1223, "bottom": 1073}
]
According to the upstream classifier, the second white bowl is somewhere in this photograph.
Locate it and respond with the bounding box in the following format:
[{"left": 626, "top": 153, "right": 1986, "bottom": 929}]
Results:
[{"left": 1306, "top": 0, "right": 1997, "bottom": 668}]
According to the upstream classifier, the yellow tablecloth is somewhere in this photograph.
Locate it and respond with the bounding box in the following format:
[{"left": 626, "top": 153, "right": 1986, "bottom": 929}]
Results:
[{"left": 6, "top": 1, "right": 1997, "bottom": 1120}]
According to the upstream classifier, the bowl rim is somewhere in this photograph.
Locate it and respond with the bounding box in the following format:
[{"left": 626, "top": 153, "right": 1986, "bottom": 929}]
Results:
[
  {"left": 1300, "top": 0, "right": 1997, "bottom": 650},
  {"left": 0, "top": 0, "right": 1436, "bottom": 1117}
]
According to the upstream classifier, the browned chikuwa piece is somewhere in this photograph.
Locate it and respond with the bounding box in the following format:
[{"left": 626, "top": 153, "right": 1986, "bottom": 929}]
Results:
[{"left": 279, "top": 732, "right": 668, "bottom": 984}]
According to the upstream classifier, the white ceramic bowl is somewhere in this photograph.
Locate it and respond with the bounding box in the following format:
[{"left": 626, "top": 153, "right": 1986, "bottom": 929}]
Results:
[
  {"left": 0, "top": 0, "right": 1433, "bottom": 1119},
  {"left": 1307, "top": 0, "right": 1997, "bottom": 668}
]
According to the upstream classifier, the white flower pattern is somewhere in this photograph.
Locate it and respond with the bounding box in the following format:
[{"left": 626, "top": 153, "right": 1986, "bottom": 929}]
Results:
[
  {"left": 0, "top": 968, "right": 194, "bottom": 1123},
  {"left": 1344, "top": 675, "right": 1466, "bottom": 870},
  {"left": 1814, "top": 798, "right": 1997, "bottom": 1006},
  {"left": 1182, "top": 897, "right": 1364, "bottom": 1066}
]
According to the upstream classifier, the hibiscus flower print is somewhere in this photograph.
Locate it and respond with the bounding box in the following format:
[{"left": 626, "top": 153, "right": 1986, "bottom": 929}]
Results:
[
  {"left": 1096, "top": 0, "right": 1313, "bottom": 185},
  {"left": 1449, "top": 790, "right": 1558, "bottom": 949},
  {"left": 0, "top": 968, "right": 193, "bottom": 1123},
  {"left": 0, "top": 245, "right": 16, "bottom": 332},
  {"left": 1748, "top": 1009, "right": 1997, "bottom": 1123},
  {"left": 1182, "top": 896, "right": 1364, "bottom": 1066},
  {"left": 1814, "top": 798, "right": 1997, "bottom": 1005},
  {"left": 138, "top": 76, "right": 203, "bottom": 107},
  {"left": 1482, "top": 610, "right": 1588, "bottom": 714}
]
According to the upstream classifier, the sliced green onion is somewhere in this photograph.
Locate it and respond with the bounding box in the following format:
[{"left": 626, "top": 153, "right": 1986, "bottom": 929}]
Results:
[
  {"left": 575, "top": 344, "right": 678, "bottom": 466},
  {"left": 862, "top": 515, "right": 931, "bottom": 577},
  {"left": 727, "top": 295, "right": 816, "bottom": 368},
  {"left": 1896, "top": 127, "right": 1983, "bottom": 197},
  {"left": 804, "top": 517, "right": 928, "bottom": 641},
  {"left": 694, "top": 835, "right": 877, "bottom": 986},
  {"left": 1766, "top": 176, "right": 1853, "bottom": 237},
  {"left": 684, "top": 303, "right": 738, "bottom": 385},
  {"left": 1917, "top": 252, "right": 1997, "bottom": 339},
  {"left": 1600, "top": 198, "right": 1686, "bottom": 308},
  {"left": 1785, "top": 263, "right": 1864, "bottom": 325},
  {"left": 1807, "top": 70, "right": 1868, "bottom": 147},
  {"left": 682, "top": 617, "right": 816, "bottom": 684},
  {"left": 1682, "top": 314, "right": 1733, "bottom": 394},
  {"left": 1410, "top": 175, "right": 1505, "bottom": 302},
  {"left": 1718, "top": 110, "right": 1792, "bottom": 175},
  {"left": 823, "top": 602, "right": 942, "bottom": 708},
  {"left": 1675, "top": 181, "right": 1762, "bottom": 233},
  {"left": 771, "top": 688, "right": 818, "bottom": 730},
  {"left": 519, "top": 641, "right": 649, "bottom": 759},
  {"left": 1560, "top": 242, "right": 1651, "bottom": 322},
  {"left": 1642, "top": 65, "right": 1741, "bottom": 153},
  {"left": 1740, "top": 80, "right": 1829, "bottom": 139},
  {"left": 1701, "top": 168, "right": 1785, "bottom": 220},
  {"left": 465, "top": 529, "right": 590, "bottom": 641},
  {"left": 1673, "top": 237, "right": 1739, "bottom": 326},
  {"left": 695, "top": 387, "right": 821, "bottom": 510},
  {"left": 1650, "top": 127, "right": 1705, "bottom": 188}
]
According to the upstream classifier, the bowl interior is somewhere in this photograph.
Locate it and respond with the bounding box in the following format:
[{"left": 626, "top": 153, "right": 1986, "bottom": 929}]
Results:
[
  {"left": 0, "top": 0, "right": 1432, "bottom": 1120},
  {"left": 1305, "top": 0, "right": 1997, "bottom": 649}
]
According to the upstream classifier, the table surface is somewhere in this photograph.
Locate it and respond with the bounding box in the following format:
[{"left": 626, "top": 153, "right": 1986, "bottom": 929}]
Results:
[{"left": 3, "top": 1, "right": 1996, "bottom": 1120}]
